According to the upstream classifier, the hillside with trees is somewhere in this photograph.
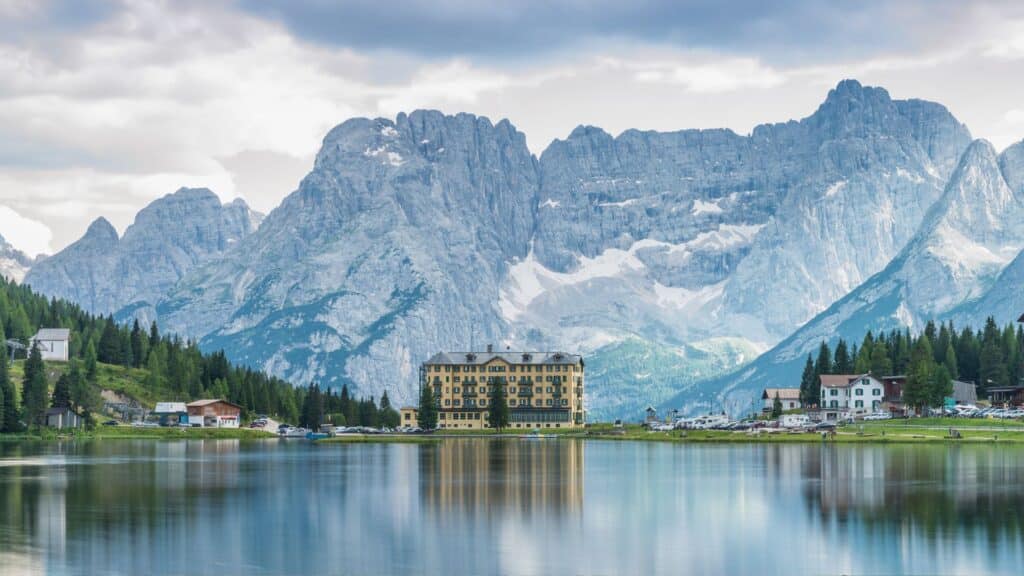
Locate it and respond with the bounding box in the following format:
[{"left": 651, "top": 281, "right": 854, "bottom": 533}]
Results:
[
  {"left": 0, "top": 278, "right": 398, "bottom": 432},
  {"left": 798, "top": 318, "right": 1022, "bottom": 411}
]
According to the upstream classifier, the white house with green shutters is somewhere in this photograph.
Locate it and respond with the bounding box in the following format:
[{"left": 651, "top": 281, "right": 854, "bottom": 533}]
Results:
[{"left": 819, "top": 374, "right": 884, "bottom": 420}]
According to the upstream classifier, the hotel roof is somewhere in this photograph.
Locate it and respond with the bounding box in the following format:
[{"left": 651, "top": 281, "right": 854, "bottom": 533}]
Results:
[{"left": 424, "top": 351, "right": 583, "bottom": 366}]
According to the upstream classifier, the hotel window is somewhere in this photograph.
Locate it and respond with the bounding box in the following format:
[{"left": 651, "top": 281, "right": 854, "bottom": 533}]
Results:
[
  {"left": 561, "top": 399, "right": 568, "bottom": 406},
  {"left": 546, "top": 399, "right": 553, "bottom": 406},
  {"left": 509, "top": 399, "right": 516, "bottom": 406},
  {"left": 872, "top": 389, "right": 881, "bottom": 396},
  {"left": 480, "top": 400, "right": 487, "bottom": 406},
  {"left": 509, "top": 386, "right": 517, "bottom": 393},
  {"left": 453, "top": 387, "right": 460, "bottom": 393},
  {"left": 546, "top": 387, "right": 552, "bottom": 393},
  {"left": 830, "top": 389, "right": 838, "bottom": 396},
  {"left": 535, "top": 400, "right": 542, "bottom": 407},
  {"left": 855, "top": 400, "right": 864, "bottom": 408},
  {"left": 855, "top": 388, "right": 863, "bottom": 396},
  {"left": 444, "top": 399, "right": 450, "bottom": 406},
  {"left": 830, "top": 400, "right": 838, "bottom": 408},
  {"left": 535, "top": 387, "right": 542, "bottom": 394}
]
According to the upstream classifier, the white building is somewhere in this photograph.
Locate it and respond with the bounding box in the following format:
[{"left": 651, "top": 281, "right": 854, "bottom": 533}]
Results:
[
  {"left": 762, "top": 388, "right": 801, "bottom": 412},
  {"left": 819, "top": 374, "right": 884, "bottom": 420},
  {"left": 30, "top": 328, "right": 70, "bottom": 362}
]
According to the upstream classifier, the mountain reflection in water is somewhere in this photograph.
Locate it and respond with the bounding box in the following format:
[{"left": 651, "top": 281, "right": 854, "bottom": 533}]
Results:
[{"left": 1, "top": 440, "right": 1023, "bottom": 575}]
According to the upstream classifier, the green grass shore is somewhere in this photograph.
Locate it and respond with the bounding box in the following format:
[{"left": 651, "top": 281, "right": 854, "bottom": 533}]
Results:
[
  {"left": 6, "top": 418, "right": 1024, "bottom": 445},
  {"left": 0, "top": 426, "right": 276, "bottom": 442}
]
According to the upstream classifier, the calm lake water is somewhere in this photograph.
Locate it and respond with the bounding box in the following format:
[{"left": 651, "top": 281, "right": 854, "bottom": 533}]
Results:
[{"left": 1, "top": 439, "right": 1023, "bottom": 576}]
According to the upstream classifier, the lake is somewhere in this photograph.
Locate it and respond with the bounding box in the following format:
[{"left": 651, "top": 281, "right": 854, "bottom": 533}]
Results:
[{"left": 1, "top": 439, "right": 1023, "bottom": 575}]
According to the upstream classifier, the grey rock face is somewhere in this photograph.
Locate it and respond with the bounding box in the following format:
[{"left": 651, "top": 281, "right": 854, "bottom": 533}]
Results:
[
  {"left": 0, "top": 233, "right": 34, "bottom": 283},
  {"left": 33, "top": 81, "right": 994, "bottom": 420},
  {"left": 158, "top": 111, "right": 538, "bottom": 403},
  {"left": 24, "top": 188, "right": 262, "bottom": 320},
  {"left": 681, "top": 138, "right": 1024, "bottom": 416}
]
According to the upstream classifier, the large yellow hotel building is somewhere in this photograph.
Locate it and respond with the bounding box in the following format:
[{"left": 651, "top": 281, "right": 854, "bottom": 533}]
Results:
[{"left": 410, "top": 347, "right": 585, "bottom": 430}]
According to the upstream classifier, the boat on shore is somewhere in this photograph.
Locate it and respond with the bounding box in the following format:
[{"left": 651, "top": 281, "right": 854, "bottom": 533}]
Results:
[{"left": 519, "top": 429, "right": 552, "bottom": 440}]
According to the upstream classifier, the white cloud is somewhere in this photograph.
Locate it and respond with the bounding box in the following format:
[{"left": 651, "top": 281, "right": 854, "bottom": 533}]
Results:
[
  {"left": 630, "top": 56, "right": 786, "bottom": 93},
  {"left": 1, "top": 2, "right": 1024, "bottom": 255},
  {"left": 1005, "top": 109, "right": 1024, "bottom": 125},
  {"left": 0, "top": 204, "right": 52, "bottom": 256}
]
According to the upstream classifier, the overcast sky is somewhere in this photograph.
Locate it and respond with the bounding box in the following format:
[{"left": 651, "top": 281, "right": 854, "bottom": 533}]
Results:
[{"left": 2, "top": 0, "right": 1024, "bottom": 256}]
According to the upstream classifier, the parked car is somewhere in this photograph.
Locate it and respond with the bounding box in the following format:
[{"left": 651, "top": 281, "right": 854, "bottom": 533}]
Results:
[
  {"left": 102, "top": 419, "right": 119, "bottom": 427},
  {"left": 862, "top": 412, "right": 891, "bottom": 421}
]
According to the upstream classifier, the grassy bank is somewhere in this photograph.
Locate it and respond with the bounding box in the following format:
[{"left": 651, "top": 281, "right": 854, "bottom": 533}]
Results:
[
  {"left": 584, "top": 420, "right": 1024, "bottom": 444},
  {"left": 0, "top": 426, "right": 276, "bottom": 441}
]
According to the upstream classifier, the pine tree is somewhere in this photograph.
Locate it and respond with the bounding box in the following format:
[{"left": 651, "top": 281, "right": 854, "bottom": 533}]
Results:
[
  {"left": 487, "top": 377, "right": 510, "bottom": 431},
  {"left": 771, "top": 392, "right": 783, "bottom": 418},
  {"left": 22, "top": 342, "right": 48, "bottom": 428},
  {"left": 130, "top": 320, "right": 146, "bottom": 367},
  {"left": 0, "top": 338, "right": 18, "bottom": 432},
  {"left": 904, "top": 335, "right": 935, "bottom": 414},
  {"left": 870, "top": 340, "right": 893, "bottom": 376},
  {"left": 97, "top": 318, "right": 122, "bottom": 364},
  {"left": 814, "top": 342, "right": 832, "bottom": 377},
  {"left": 979, "top": 318, "right": 1007, "bottom": 392},
  {"left": 929, "top": 364, "right": 953, "bottom": 409},
  {"left": 832, "top": 339, "right": 852, "bottom": 374},
  {"left": 52, "top": 373, "right": 72, "bottom": 408},
  {"left": 84, "top": 339, "right": 98, "bottom": 384},
  {"left": 943, "top": 341, "right": 959, "bottom": 380},
  {"left": 418, "top": 381, "right": 438, "bottom": 430},
  {"left": 799, "top": 355, "right": 817, "bottom": 407},
  {"left": 379, "top": 390, "right": 400, "bottom": 428},
  {"left": 855, "top": 332, "right": 874, "bottom": 373}
]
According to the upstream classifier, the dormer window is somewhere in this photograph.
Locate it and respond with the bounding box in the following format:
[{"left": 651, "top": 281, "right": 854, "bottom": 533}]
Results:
[
  {"left": 466, "top": 353, "right": 476, "bottom": 362},
  {"left": 522, "top": 353, "right": 532, "bottom": 362}
]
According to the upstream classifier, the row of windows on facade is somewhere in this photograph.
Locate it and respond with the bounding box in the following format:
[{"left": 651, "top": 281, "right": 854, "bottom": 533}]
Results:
[
  {"left": 444, "top": 398, "right": 571, "bottom": 407},
  {"left": 434, "top": 375, "right": 580, "bottom": 384},
  {"left": 431, "top": 364, "right": 574, "bottom": 373},
  {"left": 444, "top": 385, "right": 572, "bottom": 395},
  {"left": 824, "top": 388, "right": 882, "bottom": 396},
  {"left": 440, "top": 411, "right": 573, "bottom": 423},
  {"left": 826, "top": 400, "right": 882, "bottom": 409}
]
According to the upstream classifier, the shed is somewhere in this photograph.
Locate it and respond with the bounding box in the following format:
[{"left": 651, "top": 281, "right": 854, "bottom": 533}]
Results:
[
  {"left": 153, "top": 402, "right": 189, "bottom": 426},
  {"left": 952, "top": 380, "right": 977, "bottom": 405},
  {"left": 46, "top": 407, "right": 82, "bottom": 429},
  {"left": 186, "top": 399, "right": 242, "bottom": 428},
  {"left": 31, "top": 328, "right": 70, "bottom": 362}
]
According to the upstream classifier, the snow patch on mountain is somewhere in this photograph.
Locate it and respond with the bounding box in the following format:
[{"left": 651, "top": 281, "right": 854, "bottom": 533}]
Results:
[{"left": 691, "top": 199, "right": 724, "bottom": 215}]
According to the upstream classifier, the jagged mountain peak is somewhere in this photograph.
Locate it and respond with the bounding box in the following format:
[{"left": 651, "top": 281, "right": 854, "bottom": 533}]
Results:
[
  {"left": 83, "top": 217, "right": 119, "bottom": 243},
  {"left": 999, "top": 139, "right": 1024, "bottom": 192},
  {"left": 0, "top": 233, "right": 34, "bottom": 283},
  {"left": 25, "top": 186, "right": 262, "bottom": 319}
]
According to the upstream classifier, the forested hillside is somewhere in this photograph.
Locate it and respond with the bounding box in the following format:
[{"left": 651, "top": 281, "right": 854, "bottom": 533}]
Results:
[
  {"left": 0, "top": 278, "right": 398, "bottom": 431},
  {"left": 798, "top": 318, "right": 1022, "bottom": 411}
]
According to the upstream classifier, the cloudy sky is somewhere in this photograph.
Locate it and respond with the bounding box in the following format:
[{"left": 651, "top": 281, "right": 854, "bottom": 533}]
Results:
[{"left": 2, "top": 0, "right": 1024, "bottom": 256}]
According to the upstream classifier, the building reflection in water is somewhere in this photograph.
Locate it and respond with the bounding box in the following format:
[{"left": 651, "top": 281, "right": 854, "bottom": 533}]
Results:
[{"left": 419, "top": 438, "right": 584, "bottom": 516}]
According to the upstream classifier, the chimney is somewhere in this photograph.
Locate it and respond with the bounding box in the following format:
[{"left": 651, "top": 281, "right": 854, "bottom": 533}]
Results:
[{"left": 486, "top": 343, "right": 493, "bottom": 353}]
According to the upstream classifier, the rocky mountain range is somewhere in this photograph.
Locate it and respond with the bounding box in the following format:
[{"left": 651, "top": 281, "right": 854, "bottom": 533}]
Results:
[
  {"left": 24, "top": 188, "right": 262, "bottom": 324},
  {"left": 17, "top": 80, "right": 1024, "bottom": 419},
  {"left": 0, "top": 234, "right": 34, "bottom": 283}
]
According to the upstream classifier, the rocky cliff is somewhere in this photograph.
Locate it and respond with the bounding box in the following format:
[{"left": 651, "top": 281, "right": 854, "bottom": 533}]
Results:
[{"left": 24, "top": 188, "right": 262, "bottom": 322}]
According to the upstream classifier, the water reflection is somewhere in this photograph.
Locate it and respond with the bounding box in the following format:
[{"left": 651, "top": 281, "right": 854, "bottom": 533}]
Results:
[
  {"left": 1, "top": 440, "right": 1024, "bottom": 575},
  {"left": 420, "top": 439, "right": 583, "bottom": 515}
]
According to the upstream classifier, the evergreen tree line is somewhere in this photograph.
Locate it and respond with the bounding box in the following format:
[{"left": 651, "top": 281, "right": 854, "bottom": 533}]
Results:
[
  {"left": 302, "top": 383, "right": 399, "bottom": 431},
  {"left": 798, "top": 317, "right": 1021, "bottom": 412},
  {"left": 0, "top": 278, "right": 397, "bottom": 432}
]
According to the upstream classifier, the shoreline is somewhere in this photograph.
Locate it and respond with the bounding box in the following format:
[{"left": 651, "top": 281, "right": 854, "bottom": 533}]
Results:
[{"left": 4, "top": 419, "right": 1024, "bottom": 445}]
